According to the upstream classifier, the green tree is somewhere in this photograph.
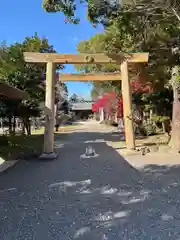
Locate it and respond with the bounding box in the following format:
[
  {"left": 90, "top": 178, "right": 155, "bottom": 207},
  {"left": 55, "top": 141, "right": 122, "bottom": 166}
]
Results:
[
  {"left": 0, "top": 34, "right": 62, "bottom": 135},
  {"left": 77, "top": 33, "right": 121, "bottom": 98},
  {"left": 42, "top": 0, "right": 180, "bottom": 24},
  {"left": 76, "top": 16, "right": 179, "bottom": 92},
  {"left": 42, "top": 0, "right": 119, "bottom": 24},
  {"left": 118, "top": 0, "right": 180, "bottom": 149}
]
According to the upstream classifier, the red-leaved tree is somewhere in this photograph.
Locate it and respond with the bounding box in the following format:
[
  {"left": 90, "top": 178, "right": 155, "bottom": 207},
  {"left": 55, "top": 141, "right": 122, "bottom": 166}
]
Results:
[{"left": 92, "top": 75, "right": 153, "bottom": 120}]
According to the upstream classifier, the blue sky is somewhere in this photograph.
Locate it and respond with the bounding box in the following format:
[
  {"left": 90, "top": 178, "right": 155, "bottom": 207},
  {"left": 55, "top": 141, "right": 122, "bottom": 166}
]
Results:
[{"left": 0, "top": 0, "right": 104, "bottom": 99}]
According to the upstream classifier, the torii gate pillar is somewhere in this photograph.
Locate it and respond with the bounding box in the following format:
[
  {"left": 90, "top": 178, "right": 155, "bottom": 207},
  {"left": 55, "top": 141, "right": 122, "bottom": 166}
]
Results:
[
  {"left": 40, "top": 62, "right": 57, "bottom": 159},
  {"left": 121, "top": 61, "right": 135, "bottom": 150}
]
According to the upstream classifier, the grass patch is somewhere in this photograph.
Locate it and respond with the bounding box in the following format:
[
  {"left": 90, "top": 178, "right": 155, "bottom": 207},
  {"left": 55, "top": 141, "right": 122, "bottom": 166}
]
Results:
[
  {"left": 136, "top": 134, "right": 169, "bottom": 147},
  {"left": 107, "top": 133, "right": 169, "bottom": 150},
  {"left": 32, "top": 128, "right": 44, "bottom": 135},
  {"left": 0, "top": 125, "right": 72, "bottom": 161},
  {"left": 32, "top": 125, "right": 78, "bottom": 135},
  {"left": 0, "top": 134, "right": 44, "bottom": 161},
  {"left": 57, "top": 125, "right": 79, "bottom": 132}
]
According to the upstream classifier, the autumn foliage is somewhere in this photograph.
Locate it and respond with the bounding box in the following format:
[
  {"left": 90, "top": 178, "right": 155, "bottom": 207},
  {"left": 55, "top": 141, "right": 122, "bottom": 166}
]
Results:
[
  {"left": 131, "top": 76, "right": 153, "bottom": 93},
  {"left": 92, "top": 77, "right": 153, "bottom": 119},
  {"left": 92, "top": 92, "right": 123, "bottom": 118}
]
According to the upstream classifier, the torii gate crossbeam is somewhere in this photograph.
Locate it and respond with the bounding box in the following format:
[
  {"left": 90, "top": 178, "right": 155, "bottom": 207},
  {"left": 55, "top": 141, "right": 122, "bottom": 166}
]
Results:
[{"left": 24, "top": 52, "right": 149, "bottom": 159}]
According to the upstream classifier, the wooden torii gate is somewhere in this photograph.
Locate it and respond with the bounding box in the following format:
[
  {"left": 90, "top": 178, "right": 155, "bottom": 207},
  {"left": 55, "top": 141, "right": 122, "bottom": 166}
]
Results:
[{"left": 24, "top": 52, "right": 149, "bottom": 158}]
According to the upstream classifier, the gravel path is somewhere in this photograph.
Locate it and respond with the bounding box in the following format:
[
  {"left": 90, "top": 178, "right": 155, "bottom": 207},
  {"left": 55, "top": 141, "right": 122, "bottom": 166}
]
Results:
[{"left": 1, "top": 122, "right": 180, "bottom": 239}]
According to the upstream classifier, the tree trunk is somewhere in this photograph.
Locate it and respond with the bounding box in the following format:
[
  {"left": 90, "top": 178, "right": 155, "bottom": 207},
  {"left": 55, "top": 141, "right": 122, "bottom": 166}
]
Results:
[
  {"left": 23, "top": 118, "right": 31, "bottom": 136},
  {"left": 149, "top": 109, "right": 153, "bottom": 122},
  {"left": 22, "top": 123, "right": 25, "bottom": 136},
  {"left": 161, "top": 121, "right": 165, "bottom": 133},
  {"left": 169, "top": 67, "right": 180, "bottom": 151},
  {"left": 12, "top": 116, "right": 16, "bottom": 136},
  {"left": 55, "top": 104, "right": 59, "bottom": 131},
  {"left": 26, "top": 119, "right": 31, "bottom": 136},
  {"left": 8, "top": 116, "right": 12, "bottom": 135}
]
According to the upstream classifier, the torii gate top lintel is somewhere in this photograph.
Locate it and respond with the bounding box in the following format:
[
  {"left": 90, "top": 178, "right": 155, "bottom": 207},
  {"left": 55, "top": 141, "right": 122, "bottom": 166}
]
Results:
[{"left": 24, "top": 52, "right": 149, "bottom": 64}]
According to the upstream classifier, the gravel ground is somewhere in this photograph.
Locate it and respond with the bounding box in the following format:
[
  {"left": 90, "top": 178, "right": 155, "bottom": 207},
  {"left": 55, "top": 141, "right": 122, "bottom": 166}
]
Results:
[{"left": 1, "top": 122, "right": 180, "bottom": 239}]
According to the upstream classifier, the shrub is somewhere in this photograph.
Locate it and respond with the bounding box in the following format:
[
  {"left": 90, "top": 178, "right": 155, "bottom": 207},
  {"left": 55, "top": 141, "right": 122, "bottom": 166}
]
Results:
[
  {"left": 0, "top": 135, "right": 9, "bottom": 146},
  {"left": 144, "top": 123, "right": 156, "bottom": 136}
]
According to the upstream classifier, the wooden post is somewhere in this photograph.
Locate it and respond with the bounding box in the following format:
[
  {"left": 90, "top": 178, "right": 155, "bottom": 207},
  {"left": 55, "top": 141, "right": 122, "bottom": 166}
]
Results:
[
  {"left": 40, "top": 62, "right": 57, "bottom": 159},
  {"left": 121, "top": 61, "right": 135, "bottom": 150},
  {"left": 100, "top": 107, "right": 104, "bottom": 122}
]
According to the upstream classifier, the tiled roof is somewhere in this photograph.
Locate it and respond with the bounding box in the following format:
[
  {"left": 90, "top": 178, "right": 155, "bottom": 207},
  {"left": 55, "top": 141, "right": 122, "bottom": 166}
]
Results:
[{"left": 70, "top": 102, "right": 94, "bottom": 110}]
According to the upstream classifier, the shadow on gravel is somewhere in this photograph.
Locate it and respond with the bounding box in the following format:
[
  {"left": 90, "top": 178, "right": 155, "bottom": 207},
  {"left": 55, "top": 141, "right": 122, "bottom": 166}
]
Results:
[
  {"left": 55, "top": 131, "right": 125, "bottom": 143},
  {"left": 0, "top": 131, "right": 180, "bottom": 239}
]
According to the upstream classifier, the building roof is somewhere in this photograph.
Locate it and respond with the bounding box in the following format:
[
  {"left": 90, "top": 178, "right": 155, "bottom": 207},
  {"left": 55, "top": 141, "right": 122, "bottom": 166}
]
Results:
[
  {"left": 0, "top": 81, "right": 28, "bottom": 100},
  {"left": 70, "top": 102, "right": 94, "bottom": 111}
]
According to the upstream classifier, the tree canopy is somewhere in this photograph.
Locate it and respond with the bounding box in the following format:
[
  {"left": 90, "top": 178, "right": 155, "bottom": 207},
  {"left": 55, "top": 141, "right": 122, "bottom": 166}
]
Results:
[
  {"left": 42, "top": 0, "right": 121, "bottom": 24},
  {"left": 42, "top": 0, "right": 180, "bottom": 25},
  {"left": 0, "top": 34, "right": 66, "bottom": 135},
  {"left": 76, "top": 10, "right": 180, "bottom": 95}
]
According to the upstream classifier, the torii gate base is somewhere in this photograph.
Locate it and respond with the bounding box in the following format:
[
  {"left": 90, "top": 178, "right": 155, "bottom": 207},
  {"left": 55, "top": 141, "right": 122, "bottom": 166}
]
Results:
[{"left": 24, "top": 52, "right": 149, "bottom": 159}]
